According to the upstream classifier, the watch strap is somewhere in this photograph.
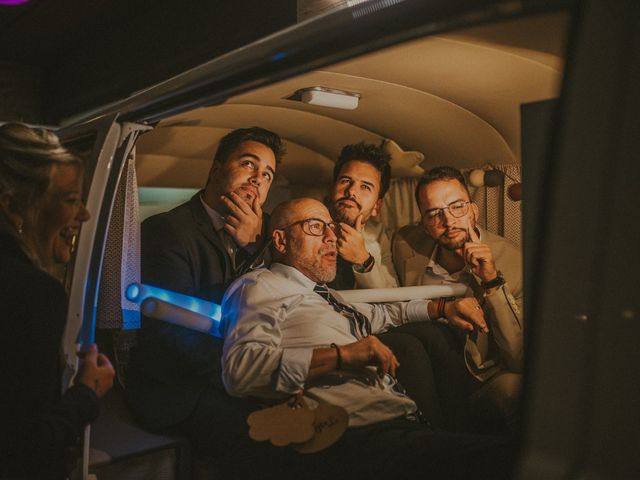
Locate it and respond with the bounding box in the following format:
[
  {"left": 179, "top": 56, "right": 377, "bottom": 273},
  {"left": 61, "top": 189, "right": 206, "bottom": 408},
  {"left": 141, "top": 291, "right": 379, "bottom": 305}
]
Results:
[
  {"left": 353, "top": 253, "right": 375, "bottom": 273},
  {"left": 481, "top": 271, "right": 505, "bottom": 290}
]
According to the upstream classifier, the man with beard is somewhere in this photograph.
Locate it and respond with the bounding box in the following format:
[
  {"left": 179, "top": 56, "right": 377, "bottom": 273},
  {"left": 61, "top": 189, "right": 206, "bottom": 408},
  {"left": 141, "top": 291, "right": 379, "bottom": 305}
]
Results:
[
  {"left": 220, "top": 197, "right": 514, "bottom": 480},
  {"left": 326, "top": 142, "right": 398, "bottom": 290},
  {"left": 325, "top": 143, "right": 469, "bottom": 428},
  {"left": 392, "top": 166, "right": 523, "bottom": 433},
  {"left": 126, "top": 127, "right": 286, "bottom": 468}
]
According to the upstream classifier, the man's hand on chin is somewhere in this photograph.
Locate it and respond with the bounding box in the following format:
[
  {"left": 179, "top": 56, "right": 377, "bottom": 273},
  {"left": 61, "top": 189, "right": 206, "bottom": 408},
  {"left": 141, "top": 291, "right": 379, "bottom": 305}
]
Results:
[
  {"left": 222, "top": 191, "right": 262, "bottom": 250},
  {"left": 463, "top": 222, "right": 498, "bottom": 283},
  {"left": 337, "top": 214, "right": 369, "bottom": 265}
]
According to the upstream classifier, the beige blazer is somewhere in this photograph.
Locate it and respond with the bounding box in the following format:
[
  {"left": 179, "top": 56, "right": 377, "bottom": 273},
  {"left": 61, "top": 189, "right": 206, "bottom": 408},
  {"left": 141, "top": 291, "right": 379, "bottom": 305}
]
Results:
[{"left": 392, "top": 224, "right": 524, "bottom": 381}]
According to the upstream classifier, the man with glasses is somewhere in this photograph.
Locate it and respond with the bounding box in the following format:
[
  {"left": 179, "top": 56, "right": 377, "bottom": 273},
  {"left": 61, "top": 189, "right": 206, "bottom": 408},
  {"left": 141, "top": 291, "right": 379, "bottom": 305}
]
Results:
[
  {"left": 221, "top": 197, "right": 514, "bottom": 480},
  {"left": 392, "top": 166, "right": 523, "bottom": 433}
]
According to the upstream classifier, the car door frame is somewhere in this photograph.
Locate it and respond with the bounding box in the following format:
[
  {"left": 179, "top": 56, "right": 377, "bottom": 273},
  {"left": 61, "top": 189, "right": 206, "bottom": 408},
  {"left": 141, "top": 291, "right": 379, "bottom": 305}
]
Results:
[{"left": 58, "top": 116, "right": 151, "bottom": 372}]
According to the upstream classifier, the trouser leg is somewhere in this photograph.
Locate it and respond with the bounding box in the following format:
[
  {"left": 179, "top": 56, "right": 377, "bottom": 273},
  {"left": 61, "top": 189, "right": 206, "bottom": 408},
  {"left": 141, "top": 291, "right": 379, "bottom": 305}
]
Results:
[
  {"left": 179, "top": 384, "right": 515, "bottom": 480},
  {"left": 391, "top": 322, "right": 475, "bottom": 431},
  {"left": 338, "top": 419, "right": 516, "bottom": 480},
  {"left": 376, "top": 331, "right": 445, "bottom": 428},
  {"left": 178, "top": 385, "right": 349, "bottom": 480},
  {"left": 471, "top": 372, "right": 522, "bottom": 435}
]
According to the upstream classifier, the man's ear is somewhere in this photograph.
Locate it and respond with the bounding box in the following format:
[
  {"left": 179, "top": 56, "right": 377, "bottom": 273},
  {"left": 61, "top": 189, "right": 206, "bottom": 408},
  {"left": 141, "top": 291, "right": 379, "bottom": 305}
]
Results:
[
  {"left": 471, "top": 202, "right": 480, "bottom": 225},
  {"left": 207, "top": 163, "right": 219, "bottom": 185},
  {"left": 272, "top": 229, "right": 287, "bottom": 254},
  {"left": 0, "top": 193, "right": 23, "bottom": 229},
  {"left": 371, "top": 198, "right": 383, "bottom": 218}
]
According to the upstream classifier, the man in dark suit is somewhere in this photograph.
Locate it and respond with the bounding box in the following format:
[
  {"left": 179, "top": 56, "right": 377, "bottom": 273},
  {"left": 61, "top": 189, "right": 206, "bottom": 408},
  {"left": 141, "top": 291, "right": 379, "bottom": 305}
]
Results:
[{"left": 126, "top": 127, "right": 285, "bottom": 471}]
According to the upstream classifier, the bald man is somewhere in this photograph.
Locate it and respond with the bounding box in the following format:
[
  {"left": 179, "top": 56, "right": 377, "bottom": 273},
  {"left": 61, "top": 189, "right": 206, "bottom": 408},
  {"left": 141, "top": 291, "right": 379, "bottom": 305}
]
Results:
[{"left": 220, "top": 198, "right": 514, "bottom": 480}]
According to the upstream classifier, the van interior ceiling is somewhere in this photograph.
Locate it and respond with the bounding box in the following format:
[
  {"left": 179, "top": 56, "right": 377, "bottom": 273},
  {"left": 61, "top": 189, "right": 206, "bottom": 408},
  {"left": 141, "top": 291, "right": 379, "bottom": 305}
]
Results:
[{"left": 134, "top": 10, "right": 569, "bottom": 231}]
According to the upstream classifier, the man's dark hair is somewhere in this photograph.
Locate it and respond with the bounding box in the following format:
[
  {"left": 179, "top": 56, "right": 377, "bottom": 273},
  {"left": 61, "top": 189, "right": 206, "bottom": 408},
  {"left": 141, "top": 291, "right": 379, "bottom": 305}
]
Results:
[
  {"left": 213, "top": 127, "right": 285, "bottom": 165},
  {"left": 414, "top": 166, "right": 471, "bottom": 208},
  {"left": 333, "top": 141, "right": 391, "bottom": 199}
]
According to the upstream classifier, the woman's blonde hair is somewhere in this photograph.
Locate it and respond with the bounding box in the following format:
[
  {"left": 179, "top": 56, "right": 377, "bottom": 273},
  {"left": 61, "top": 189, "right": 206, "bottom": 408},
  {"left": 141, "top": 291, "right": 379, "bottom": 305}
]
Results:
[{"left": 0, "top": 122, "right": 82, "bottom": 227}]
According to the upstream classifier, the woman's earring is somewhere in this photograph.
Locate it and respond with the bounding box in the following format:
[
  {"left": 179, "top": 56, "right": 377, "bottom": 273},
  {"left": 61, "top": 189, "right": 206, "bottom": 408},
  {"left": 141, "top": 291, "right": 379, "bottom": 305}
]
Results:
[{"left": 17, "top": 222, "right": 23, "bottom": 235}]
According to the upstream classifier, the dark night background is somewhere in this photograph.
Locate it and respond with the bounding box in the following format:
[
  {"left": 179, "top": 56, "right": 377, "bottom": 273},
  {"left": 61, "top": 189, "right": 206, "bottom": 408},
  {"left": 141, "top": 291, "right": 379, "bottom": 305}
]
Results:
[{"left": 0, "top": 0, "right": 297, "bottom": 124}]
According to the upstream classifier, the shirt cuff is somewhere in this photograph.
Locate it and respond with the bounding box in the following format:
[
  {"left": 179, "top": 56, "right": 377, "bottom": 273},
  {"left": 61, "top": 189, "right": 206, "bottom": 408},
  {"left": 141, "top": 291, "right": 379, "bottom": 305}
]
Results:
[
  {"left": 276, "top": 347, "right": 314, "bottom": 394},
  {"left": 406, "top": 299, "right": 432, "bottom": 323}
]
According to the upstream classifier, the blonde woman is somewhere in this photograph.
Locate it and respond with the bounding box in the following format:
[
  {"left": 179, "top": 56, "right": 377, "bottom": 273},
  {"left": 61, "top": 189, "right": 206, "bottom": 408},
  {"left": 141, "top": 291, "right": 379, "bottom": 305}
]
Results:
[{"left": 0, "top": 123, "right": 114, "bottom": 479}]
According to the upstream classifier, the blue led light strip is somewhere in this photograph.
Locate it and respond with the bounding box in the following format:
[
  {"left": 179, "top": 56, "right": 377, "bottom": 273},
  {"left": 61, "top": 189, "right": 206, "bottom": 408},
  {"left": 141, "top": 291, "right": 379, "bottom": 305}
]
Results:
[{"left": 126, "top": 282, "right": 222, "bottom": 332}]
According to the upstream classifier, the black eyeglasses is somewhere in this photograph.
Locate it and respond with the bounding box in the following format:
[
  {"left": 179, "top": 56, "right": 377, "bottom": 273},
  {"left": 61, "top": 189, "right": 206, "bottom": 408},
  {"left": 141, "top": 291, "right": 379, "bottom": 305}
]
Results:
[
  {"left": 282, "top": 218, "right": 338, "bottom": 237},
  {"left": 422, "top": 200, "right": 470, "bottom": 224}
]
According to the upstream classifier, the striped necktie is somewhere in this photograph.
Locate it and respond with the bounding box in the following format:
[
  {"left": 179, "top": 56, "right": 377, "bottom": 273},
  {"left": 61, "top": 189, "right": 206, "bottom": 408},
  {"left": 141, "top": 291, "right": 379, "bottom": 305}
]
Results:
[
  {"left": 314, "top": 284, "right": 427, "bottom": 423},
  {"left": 314, "top": 284, "right": 372, "bottom": 338}
]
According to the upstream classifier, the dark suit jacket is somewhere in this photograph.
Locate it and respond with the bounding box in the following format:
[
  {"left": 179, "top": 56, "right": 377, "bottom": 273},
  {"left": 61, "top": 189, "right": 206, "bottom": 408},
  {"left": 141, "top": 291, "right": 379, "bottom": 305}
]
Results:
[
  {"left": 0, "top": 230, "right": 99, "bottom": 479},
  {"left": 126, "top": 193, "right": 269, "bottom": 429}
]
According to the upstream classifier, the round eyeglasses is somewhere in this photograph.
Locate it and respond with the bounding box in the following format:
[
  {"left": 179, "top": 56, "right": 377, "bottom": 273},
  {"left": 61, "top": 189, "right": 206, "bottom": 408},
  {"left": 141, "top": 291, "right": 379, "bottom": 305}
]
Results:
[
  {"left": 283, "top": 218, "right": 339, "bottom": 237},
  {"left": 422, "top": 200, "right": 470, "bottom": 224}
]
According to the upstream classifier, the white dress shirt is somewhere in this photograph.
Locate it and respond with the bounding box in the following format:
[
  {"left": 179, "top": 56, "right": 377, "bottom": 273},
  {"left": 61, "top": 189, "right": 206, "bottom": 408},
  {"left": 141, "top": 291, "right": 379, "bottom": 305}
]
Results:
[
  {"left": 200, "top": 195, "right": 237, "bottom": 258},
  {"left": 221, "top": 263, "right": 431, "bottom": 426}
]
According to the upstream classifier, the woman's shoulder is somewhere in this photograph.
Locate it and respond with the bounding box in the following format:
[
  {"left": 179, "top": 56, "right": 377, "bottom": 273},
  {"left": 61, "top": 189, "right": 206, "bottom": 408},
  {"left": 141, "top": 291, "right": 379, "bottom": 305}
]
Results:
[
  {"left": 1, "top": 251, "right": 63, "bottom": 289},
  {"left": 0, "top": 251, "right": 67, "bottom": 317}
]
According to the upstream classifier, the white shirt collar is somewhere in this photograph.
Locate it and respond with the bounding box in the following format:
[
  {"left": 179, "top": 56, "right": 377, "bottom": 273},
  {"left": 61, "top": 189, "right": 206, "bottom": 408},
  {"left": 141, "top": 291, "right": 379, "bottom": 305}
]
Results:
[
  {"left": 271, "top": 262, "right": 319, "bottom": 290},
  {"left": 199, "top": 194, "right": 226, "bottom": 232}
]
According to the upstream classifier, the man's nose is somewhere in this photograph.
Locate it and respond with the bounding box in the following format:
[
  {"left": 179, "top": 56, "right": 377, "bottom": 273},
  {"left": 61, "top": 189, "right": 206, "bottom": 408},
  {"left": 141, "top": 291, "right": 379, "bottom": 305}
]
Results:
[
  {"left": 249, "top": 173, "right": 261, "bottom": 186},
  {"left": 324, "top": 225, "right": 338, "bottom": 242},
  {"left": 440, "top": 208, "right": 456, "bottom": 226},
  {"left": 344, "top": 183, "right": 355, "bottom": 198}
]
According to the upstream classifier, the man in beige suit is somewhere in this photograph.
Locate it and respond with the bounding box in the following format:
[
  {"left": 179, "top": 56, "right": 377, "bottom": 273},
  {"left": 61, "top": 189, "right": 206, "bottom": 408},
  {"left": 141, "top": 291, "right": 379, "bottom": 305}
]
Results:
[{"left": 392, "top": 166, "right": 523, "bottom": 433}]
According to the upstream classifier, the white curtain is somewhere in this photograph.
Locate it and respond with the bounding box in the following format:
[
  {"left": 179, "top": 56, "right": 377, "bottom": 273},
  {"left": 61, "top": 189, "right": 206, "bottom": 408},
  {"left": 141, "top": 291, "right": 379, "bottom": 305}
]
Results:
[
  {"left": 379, "top": 177, "right": 421, "bottom": 232},
  {"left": 96, "top": 149, "right": 141, "bottom": 330}
]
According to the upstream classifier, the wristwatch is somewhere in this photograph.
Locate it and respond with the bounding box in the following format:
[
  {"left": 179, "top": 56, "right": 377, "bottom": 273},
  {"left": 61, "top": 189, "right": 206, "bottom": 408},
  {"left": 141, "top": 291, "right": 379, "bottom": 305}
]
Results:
[
  {"left": 481, "top": 271, "right": 505, "bottom": 290},
  {"left": 353, "top": 253, "right": 375, "bottom": 273}
]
